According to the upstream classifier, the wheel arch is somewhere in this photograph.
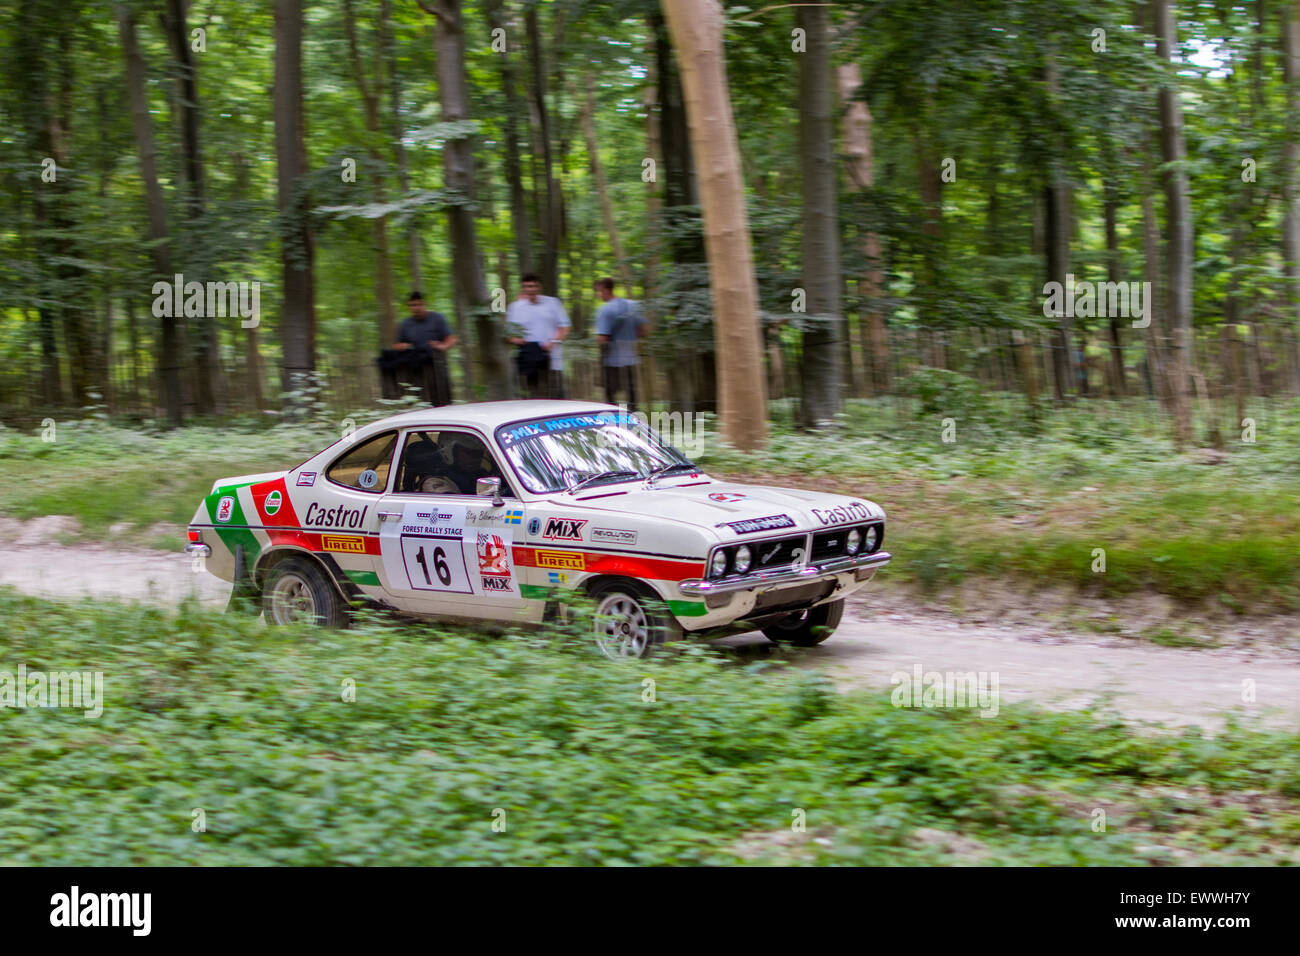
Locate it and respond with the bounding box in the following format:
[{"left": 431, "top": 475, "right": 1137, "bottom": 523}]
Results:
[
  {"left": 581, "top": 573, "right": 667, "bottom": 603},
  {"left": 254, "top": 546, "right": 356, "bottom": 603}
]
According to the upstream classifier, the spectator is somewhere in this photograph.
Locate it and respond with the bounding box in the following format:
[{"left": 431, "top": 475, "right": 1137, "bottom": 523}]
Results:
[
  {"left": 594, "top": 277, "right": 647, "bottom": 410},
  {"left": 506, "top": 274, "right": 570, "bottom": 398},
  {"left": 394, "top": 291, "right": 456, "bottom": 406}
]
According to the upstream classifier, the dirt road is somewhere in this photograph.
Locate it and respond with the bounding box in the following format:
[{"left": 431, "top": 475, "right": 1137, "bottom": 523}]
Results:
[{"left": 2, "top": 540, "right": 1297, "bottom": 731}]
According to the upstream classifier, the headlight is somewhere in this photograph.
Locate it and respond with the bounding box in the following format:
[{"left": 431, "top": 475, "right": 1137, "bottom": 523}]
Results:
[
  {"left": 734, "top": 545, "right": 752, "bottom": 574},
  {"left": 710, "top": 550, "right": 729, "bottom": 578},
  {"left": 846, "top": 528, "right": 862, "bottom": 555},
  {"left": 864, "top": 524, "right": 879, "bottom": 552}
]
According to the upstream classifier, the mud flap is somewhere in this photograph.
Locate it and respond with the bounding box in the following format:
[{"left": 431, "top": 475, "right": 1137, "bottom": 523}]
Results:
[{"left": 227, "top": 544, "right": 261, "bottom": 615}]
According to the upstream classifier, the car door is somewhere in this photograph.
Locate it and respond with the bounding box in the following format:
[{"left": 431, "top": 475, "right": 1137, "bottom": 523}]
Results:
[
  {"left": 375, "top": 427, "right": 532, "bottom": 621},
  {"left": 293, "top": 429, "right": 396, "bottom": 591}
]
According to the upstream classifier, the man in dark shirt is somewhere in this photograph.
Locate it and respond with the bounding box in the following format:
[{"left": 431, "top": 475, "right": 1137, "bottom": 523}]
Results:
[{"left": 394, "top": 291, "right": 457, "bottom": 406}]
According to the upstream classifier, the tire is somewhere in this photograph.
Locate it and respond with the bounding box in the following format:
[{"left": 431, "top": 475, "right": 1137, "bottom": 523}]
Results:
[
  {"left": 761, "top": 598, "right": 844, "bottom": 647},
  {"left": 261, "top": 556, "right": 351, "bottom": 628},
  {"left": 589, "top": 580, "right": 683, "bottom": 659}
]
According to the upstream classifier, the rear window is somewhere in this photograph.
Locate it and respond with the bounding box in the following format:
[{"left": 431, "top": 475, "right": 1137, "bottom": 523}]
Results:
[{"left": 326, "top": 431, "right": 398, "bottom": 493}]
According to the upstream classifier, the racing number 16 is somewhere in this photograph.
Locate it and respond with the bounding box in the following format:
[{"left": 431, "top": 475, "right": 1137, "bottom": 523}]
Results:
[{"left": 414, "top": 545, "right": 452, "bottom": 587}]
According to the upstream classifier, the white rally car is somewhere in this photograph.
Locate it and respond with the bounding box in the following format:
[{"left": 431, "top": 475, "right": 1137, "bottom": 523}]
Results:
[{"left": 186, "top": 401, "right": 890, "bottom": 657}]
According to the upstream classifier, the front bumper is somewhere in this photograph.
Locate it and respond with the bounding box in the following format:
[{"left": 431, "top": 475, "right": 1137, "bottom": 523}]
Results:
[{"left": 678, "top": 550, "right": 892, "bottom": 596}]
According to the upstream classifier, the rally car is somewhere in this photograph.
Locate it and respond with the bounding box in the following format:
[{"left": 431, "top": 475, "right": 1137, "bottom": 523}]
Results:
[{"left": 185, "top": 400, "right": 891, "bottom": 657}]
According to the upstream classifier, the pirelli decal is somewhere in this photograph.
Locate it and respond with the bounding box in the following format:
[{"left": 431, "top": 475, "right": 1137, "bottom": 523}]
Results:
[
  {"left": 533, "top": 549, "right": 586, "bottom": 571},
  {"left": 265, "top": 528, "right": 382, "bottom": 556},
  {"left": 322, "top": 534, "right": 368, "bottom": 554}
]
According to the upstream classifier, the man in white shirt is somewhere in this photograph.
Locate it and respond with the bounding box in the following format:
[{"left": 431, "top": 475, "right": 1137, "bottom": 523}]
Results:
[{"left": 506, "top": 274, "right": 571, "bottom": 398}]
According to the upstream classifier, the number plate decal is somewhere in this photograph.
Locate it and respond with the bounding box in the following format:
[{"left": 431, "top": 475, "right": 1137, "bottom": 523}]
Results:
[{"left": 380, "top": 502, "right": 474, "bottom": 594}]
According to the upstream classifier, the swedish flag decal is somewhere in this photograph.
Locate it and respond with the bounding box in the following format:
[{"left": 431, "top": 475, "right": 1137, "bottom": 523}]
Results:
[{"left": 504, "top": 509, "right": 524, "bottom": 525}]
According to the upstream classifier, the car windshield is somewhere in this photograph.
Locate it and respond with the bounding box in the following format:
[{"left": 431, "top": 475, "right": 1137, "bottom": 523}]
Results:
[{"left": 496, "top": 411, "right": 693, "bottom": 494}]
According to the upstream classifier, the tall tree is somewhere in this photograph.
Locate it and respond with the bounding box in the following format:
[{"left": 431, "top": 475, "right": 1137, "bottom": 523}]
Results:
[
  {"left": 118, "top": 2, "right": 183, "bottom": 425},
  {"left": 342, "top": 0, "right": 398, "bottom": 347},
  {"left": 838, "top": 62, "right": 888, "bottom": 395},
  {"left": 484, "top": 0, "right": 534, "bottom": 279},
  {"left": 419, "top": 0, "right": 509, "bottom": 398},
  {"left": 273, "top": 0, "right": 316, "bottom": 404},
  {"left": 660, "top": 0, "right": 767, "bottom": 450},
  {"left": 1283, "top": 0, "right": 1300, "bottom": 384},
  {"left": 1154, "top": 0, "right": 1195, "bottom": 445},
  {"left": 161, "top": 0, "right": 219, "bottom": 414},
  {"left": 525, "top": 2, "right": 560, "bottom": 293},
  {"left": 797, "top": 4, "right": 843, "bottom": 425}
]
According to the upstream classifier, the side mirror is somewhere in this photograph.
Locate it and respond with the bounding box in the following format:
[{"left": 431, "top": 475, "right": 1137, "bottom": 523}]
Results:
[{"left": 476, "top": 476, "right": 504, "bottom": 507}]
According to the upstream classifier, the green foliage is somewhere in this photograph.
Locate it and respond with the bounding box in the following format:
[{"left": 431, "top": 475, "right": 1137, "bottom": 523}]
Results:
[{"left": 0, "top": 589, "right": 1296, "bottom": 865}]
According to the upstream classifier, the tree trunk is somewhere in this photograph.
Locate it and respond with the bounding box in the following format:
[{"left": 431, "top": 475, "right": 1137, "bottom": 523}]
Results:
[
  {"left": 343, "top": 0, "right": 397, "bottom": 347},
  {"left": 1043, "top": 50, "right": 1075, "bottom": 401},
  {"left": 525, "top": 5, "right": 560, "bottom": 293},
  {"left": 582, "top": 73, "right": 632, "bottom": 290},
  {"left": 1282, "top": 0, "right": 1300, "bottom": 389},
  {"left": 838, "top": 63, "right": 888, "bottom": 395},
  {"left": 383, "top": 0, "right": 421, "bottom": 290},
  {"left": 162, "top": 0, "right": 220, "bottom": 414},
  {"left": 273, "top": 0, "right": 316, "bottom": 405},
  {"left": 119, "top": 3, "right": 182, "bottom": 426},
  {"left": 421, "top": 0, "right": 509, "bottom": 398},
  {"left": 1103, "top": 181, "right": 1126, "bottom": 396},
  {"left": 484, "top": 0, "right": 533, "bottom": 280},
  {"left": 796, "top": 4, "right": 842, "bottom": 426},
  {"left": 1155, "top": 0, "right": 1195, "bottom": 445},
  {"left": 660, "top": 0, "right": 767, "bottom": 450}
]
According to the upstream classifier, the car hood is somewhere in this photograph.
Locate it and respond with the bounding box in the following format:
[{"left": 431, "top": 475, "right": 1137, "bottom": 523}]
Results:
[{"left": 557, "top": 478, "right": 884, "bottom": 535}]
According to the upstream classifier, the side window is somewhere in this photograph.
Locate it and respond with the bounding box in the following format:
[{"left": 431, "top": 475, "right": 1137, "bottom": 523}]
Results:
[
  {"left": 397, "top": 430, "right": 514, "bottom": 497},
  {"left": 326, "top": 431, "right": 398, "bottom": 493}
]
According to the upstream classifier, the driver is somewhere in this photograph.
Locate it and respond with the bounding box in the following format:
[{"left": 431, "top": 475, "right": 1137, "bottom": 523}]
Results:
[{"left": 445, "top": 441, "right": 487, "bottom": 495}]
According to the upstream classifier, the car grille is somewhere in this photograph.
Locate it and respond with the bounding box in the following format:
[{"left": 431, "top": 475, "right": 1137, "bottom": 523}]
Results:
[
  {"left": 749, "top": 534, "right": 807, "bottom": 572},
  {"left": 810, "top": 527, "right": 852, "bottom": 563}
]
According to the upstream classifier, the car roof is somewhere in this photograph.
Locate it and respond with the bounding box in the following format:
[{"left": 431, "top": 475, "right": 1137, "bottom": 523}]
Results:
[{"left": 368, "top": 399, "right": 620, "bottom": 434}]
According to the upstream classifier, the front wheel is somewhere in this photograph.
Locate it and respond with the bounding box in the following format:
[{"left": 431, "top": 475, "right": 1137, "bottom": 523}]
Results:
[
  {"left": 761, "top": 598, "right": 844, "bottom": 647},
  {"left": 261, "top": 556, "right": 350, "bottom": 628},
  {"left": 589, "top": 581, "right": 682, "bottom": 659}
]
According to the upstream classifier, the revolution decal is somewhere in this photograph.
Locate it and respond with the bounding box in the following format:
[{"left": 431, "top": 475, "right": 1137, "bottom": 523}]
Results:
[
  {"left": 296, "top": 472, "right": 316, "bottom": 487},
  {"left": 591, "top": 527, "right": 637, "bottom": 546},
  {"left": 215, "top": 496, "right": 235, "bottom": 522}
]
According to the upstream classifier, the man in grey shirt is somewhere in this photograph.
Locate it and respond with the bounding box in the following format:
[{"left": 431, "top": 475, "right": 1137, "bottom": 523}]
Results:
[
  {"left": 394, "top": 291, "right": 456, "bottom": 406},
  {"left": 594, "top": 277, "right": 647, "bottom": 409}
]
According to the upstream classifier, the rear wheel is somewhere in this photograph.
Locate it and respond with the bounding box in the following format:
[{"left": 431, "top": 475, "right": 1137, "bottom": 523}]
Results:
[
  {"left": 589, "top": 580, "right": 682, "bottom": 659},
  {"left": 761, "top": 598, "right": 844, "bottom": 647},
  {"left": 261, "top": 556, "right": 350, "bottom": 628}
]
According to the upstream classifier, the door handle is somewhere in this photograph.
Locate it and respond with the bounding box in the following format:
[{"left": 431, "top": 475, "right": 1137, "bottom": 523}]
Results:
[{"left": 378, "top": 511, "right": 402, "bottom": 522}]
